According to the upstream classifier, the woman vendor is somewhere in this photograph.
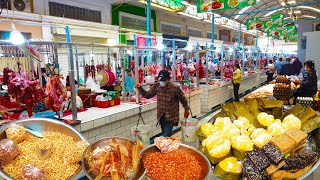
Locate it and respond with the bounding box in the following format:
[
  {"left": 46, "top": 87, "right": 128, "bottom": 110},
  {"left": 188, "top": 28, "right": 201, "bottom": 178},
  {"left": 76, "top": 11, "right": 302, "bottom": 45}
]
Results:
[{"left": 294, "top": 60, "right": 318, "bottom": 103}]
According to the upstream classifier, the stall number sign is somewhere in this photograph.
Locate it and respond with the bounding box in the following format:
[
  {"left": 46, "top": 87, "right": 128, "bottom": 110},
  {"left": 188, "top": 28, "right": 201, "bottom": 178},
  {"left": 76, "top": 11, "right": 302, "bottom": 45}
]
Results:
[
  {"left": 246, "top": 14, "right": 284, "bottom": 30},
  {"left": 197, "top": 0, "right": 256, "bottom": 12},
  {"left": 136, "top": 34, "right": 157, "bottom": 47}
]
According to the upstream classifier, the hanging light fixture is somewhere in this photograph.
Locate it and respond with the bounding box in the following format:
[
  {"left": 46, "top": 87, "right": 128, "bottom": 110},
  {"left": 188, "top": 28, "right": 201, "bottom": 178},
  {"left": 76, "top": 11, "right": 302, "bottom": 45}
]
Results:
[
  {"left": 186, "top": 43, "right": 193, "bottom": 51},
  {"left": 156, "top": 42, "right": 165, "bottom": 50},
  {"left": 10, "top": 23, "right": 25, "bottom": 45}
]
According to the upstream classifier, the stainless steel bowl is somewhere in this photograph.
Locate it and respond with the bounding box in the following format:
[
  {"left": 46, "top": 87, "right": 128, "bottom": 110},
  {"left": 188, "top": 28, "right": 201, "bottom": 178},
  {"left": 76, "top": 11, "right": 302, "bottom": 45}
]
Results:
[
  {"left": 82, "top": 137, "right": 146, "bottom": 180},
  {"left": 0, "top": 118, "right": 87, "bottom": 180},
  {"left": 140, "top": 144, "right": 212, "bottom": 180}
]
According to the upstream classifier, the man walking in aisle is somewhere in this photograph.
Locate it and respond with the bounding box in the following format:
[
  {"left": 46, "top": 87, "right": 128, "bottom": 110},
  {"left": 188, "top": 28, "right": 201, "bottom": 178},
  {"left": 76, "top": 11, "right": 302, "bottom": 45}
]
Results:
[
  {"left": 292, "top": 57, "right": 303, "bottom": 75},
  {"left": 233, "top": 64, "right": 242, "bottom": 102},
  {"left": 275, "top": 57, "right": 284, "bottom": 75},
  {"left": 135, "top": 70, "right": 190, "bottom": 137}
]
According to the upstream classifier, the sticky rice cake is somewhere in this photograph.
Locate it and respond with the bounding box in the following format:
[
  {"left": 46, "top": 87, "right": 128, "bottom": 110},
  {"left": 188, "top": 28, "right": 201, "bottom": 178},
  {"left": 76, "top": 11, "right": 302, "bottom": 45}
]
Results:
[
  {"left": 261, "top": 143, "right": 284, "bottom": 165},
  {"left": 270, "top": 134, "right": 295, "bottom": 154},
  {"left": 284, "top": 128, "right": 307, "bottom": 147}
]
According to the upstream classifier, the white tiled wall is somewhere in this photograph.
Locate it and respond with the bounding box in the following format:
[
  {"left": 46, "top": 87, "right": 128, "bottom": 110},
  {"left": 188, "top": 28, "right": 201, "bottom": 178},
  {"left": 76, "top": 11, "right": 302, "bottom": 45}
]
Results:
[{"left": 74, "top": 90, "right": 201, "bottom": 143}]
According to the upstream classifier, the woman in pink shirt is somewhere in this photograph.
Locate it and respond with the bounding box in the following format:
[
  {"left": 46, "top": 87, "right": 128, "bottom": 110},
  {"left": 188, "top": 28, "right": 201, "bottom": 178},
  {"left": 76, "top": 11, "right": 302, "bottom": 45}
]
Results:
[{"left": 101, "top": 65, "right": 116, "bottom": 91}]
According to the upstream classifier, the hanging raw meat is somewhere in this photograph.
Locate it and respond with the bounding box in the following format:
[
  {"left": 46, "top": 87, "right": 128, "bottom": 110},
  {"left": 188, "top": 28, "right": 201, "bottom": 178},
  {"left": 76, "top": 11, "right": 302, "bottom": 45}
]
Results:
[
  {"left": 7, "top": 71, "right": 46, "bottom": 117},
  {"left": 198, "top": 62, "right": 205, "bottom": 79},
  {"left": 45, "top": 76, "right": 67, "bottom": 113},
  {"left": 3, "top": 68, "right": 14, "bottom": 85},
  {"left": 138, "top": 66, "right": 144, "bottom": 84}
]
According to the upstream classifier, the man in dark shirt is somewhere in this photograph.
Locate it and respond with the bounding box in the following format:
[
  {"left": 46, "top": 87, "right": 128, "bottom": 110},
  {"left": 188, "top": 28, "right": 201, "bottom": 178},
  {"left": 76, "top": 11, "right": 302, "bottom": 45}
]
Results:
[
  {"left": 292, "top": 58, "right": 303, "bottom": 75},
  {"left": 135, "top": 70, "right": 190, "bottom": 137}
]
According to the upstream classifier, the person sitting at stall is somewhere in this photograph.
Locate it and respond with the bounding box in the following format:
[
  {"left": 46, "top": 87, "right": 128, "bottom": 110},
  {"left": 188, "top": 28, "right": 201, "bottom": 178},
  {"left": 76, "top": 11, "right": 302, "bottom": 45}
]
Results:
[
  {"left": 294, "top": 60, "right": 318, "bottom": 104},
  {"left": 41, "top": 68, "right": 48, "bottom": 87},
  {"left": 233, "top": 64, "right": 242, "bottom": 102},
  {"left": 66, "top": 75, "right": 78, "bottom": 91},
  {"left": 135, "top": 70, "right": 190, "bottom": 137},
  {"left": 266, "top": 60, "right": 275, "bottom": 83},
  {"left": 101, "top": 65, "right": 116, "bottom": 91},
  {"left": 125, "top": 69, "right": 135, "bottom": 100}
]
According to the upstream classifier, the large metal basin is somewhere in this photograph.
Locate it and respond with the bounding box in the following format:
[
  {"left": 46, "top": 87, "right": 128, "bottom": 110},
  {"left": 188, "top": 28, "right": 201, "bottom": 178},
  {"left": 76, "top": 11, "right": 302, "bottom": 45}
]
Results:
[
  {"left": 208, "top": 118, "right": 320, "bottom": 180},
  {"left": 82, "top": 137, "right": 146, "bottom": 180},
  {"left": 140, "top": 144, "right": 212, "bottom": 180},
  {"left": 0, "top": 118, "right": 87, "bottom": 180}
]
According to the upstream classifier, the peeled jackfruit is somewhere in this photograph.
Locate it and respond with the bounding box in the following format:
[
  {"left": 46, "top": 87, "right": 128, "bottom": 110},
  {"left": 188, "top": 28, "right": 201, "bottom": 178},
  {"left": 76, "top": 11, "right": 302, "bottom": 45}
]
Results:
[
  {"left": 252, "top": 133, "right": 272, "bottom": 148},
  {"left": 196, "top": 123, "right": 216, "bottom": 142},
  {"left": 213, "top": 157, "right": 242, "bottom": 180},
  {"left": 214, "top": 117, "right": 232, "bottom": 131},
  {"left": 282, "top": 114, "right": 302, "bottom": 130},
  {"left": 233, "top": 117, "right": 251, "bottom": 129},
  {"left": 209, "top": 139, "right": 232, "bottom": 159},
  {"left": 257, "top": 112, "right": 275, "bottom": 126},
  {"left": 231, "top": 135, "right": 254, "bottom": 160},
  {"left": 221, "top": 124, "right": 241, "bottom": 140},
  {"left": 202, "top": 134, "right": 232, "bottom": 164},
  {"left": 250, "top": 128, "right": 268, "bottom": 140},
  {"left": 202, "top": 134, "right": 225, "bottom": 151},
  {"left": 267, "top": 121, "right": 287, "bottom": 136}
]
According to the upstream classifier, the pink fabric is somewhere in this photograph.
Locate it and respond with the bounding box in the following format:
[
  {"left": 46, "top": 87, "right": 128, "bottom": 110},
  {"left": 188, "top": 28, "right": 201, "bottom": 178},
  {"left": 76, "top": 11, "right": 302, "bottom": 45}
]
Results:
[{"left": 106, "top": 70, "right": 116, "bottom": 87}]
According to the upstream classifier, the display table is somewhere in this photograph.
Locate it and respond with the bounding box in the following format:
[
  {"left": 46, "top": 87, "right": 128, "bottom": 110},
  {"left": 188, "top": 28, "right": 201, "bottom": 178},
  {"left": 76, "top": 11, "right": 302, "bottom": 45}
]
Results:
[
  {"left": 200, "top": 73, "right": 265, "bottom": 113},
  {"left": 64, "top": 89, "right": 201, "bottom": 143}
]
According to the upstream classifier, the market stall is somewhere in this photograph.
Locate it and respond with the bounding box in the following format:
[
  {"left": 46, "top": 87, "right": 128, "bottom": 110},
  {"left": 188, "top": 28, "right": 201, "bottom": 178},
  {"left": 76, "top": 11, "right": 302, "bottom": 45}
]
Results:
[
  {"left": 200, "top": 72, "right": 265, "bottom": 113},
  {"left": 197, "top": 97, "right": 320, "bottom": 180}
]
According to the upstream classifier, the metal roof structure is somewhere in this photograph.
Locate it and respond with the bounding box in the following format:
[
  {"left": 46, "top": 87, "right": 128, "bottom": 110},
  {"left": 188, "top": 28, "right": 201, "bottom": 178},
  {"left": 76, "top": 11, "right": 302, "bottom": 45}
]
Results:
[{"left": 185, "top": 0, "right": 320, "bottom": 22}]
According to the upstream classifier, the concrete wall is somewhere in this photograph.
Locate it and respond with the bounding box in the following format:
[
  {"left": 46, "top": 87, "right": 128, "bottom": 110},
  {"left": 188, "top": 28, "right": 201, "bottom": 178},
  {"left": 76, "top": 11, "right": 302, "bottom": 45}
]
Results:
[
  {"left": 156, "top": 12, "right": 220, "bottom": 39},
  {"left": 297, "top": 20, "right": 319, "bottom": 64},
  {"left": 33, "top": 0, "right": 112, "bottom": 24},
  {"left": 304, "top": 31, "right": 320, "bottom": 74}
]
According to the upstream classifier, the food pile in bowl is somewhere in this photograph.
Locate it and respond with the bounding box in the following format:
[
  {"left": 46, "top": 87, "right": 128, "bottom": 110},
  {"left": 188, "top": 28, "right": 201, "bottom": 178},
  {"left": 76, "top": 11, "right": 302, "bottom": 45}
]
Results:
[
  {"left": 142, "top": 137, "right": 209, "bottom": 180},
  {"left": 197, "top": 99, "right": 320, "bottom": 179},
  {"left": 83, "top": 137, "right": 144, "bottom": 180},
  {"left": 0, "top": 123, "right": 88, "bottom": 180}
]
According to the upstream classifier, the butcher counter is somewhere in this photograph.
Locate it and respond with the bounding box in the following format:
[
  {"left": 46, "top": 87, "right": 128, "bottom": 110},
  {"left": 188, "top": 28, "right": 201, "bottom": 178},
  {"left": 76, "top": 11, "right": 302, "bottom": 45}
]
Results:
[{"left": 64, "top": 89, "right": 201, "bottom": 143}]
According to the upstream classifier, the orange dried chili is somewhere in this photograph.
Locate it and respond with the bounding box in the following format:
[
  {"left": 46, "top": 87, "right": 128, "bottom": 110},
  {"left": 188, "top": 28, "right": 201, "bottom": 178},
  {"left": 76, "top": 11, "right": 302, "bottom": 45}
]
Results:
[{"left": 143, "top": 150, "right": 202, "bottom": 180}]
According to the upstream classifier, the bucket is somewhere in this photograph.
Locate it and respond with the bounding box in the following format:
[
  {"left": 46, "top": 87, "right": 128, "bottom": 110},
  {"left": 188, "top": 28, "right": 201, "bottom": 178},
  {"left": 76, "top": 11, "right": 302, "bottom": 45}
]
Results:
[
  {"left": 181, "top": 118, "right": 198, "bottom": 143},
  {"left": 131, "top": 125, "right": 150, "bottom": 146}
]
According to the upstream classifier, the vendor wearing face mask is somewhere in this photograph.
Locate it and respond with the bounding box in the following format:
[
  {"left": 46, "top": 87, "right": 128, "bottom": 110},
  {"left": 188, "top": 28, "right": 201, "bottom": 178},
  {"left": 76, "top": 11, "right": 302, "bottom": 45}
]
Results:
[{"left": 135, "top": 70, "right": 190, "bottom": 137}]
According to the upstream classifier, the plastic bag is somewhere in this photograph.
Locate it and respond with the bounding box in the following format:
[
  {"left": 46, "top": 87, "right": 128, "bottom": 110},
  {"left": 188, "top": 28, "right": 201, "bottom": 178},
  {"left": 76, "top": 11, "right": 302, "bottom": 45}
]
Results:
[
  {"left": 22, "top": 164, "right": 45, "bottom": 180},
  {"left": 0, "top": 139, "right": 20, "bottom": 167},
  {"left": 5, "top": 123, "right": 26, "bottom": 143}
]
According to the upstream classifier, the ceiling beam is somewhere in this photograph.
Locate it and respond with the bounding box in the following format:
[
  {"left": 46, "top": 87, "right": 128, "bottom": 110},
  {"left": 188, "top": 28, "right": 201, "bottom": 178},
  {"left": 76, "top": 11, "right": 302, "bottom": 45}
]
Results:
[{"left": 215, "top": 1, "right": 320, "bottom": 18}]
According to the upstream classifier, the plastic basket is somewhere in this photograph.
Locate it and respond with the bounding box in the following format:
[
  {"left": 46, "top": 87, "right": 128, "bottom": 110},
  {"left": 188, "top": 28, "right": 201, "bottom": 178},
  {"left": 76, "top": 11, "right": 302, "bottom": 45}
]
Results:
[
  {"left": 34, "top": 112, "right": 56, "bottom": 119},
  {"left": 95, "top": 100, "right": 110, "bottom": 108}
]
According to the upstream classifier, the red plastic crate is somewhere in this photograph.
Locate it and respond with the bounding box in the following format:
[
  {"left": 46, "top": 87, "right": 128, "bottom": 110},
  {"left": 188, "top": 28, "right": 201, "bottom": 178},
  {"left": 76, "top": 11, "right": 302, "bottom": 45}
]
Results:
[
  {"left": 114, "top": 98, "right": 120, "bottom": 105},
  {"left": 94, "top": 100, "right": 110, "bottom": 108}
]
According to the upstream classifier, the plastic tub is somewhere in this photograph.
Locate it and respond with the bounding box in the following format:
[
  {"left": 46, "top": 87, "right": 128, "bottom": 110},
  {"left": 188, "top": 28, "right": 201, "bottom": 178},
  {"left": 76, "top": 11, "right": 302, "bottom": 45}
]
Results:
[
  {"left": 34, "top": 112, "right": 56, "bottom": 119},
  {"left": 131, "top": 125, "right": 150, "bottom": 146},
  {"left": 181, "top": 118, "right": 198, "bottom": 143}
]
